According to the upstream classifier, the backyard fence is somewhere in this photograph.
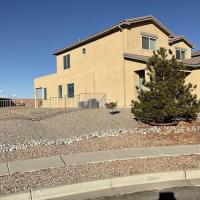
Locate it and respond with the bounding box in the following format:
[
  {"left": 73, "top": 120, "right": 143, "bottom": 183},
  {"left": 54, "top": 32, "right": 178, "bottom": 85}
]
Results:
[
  {"left": 0, "top": 99, "right": 35, "bottom": 108},
  {"left": 36, "top": 93, "right": 106, "bottom": 109}
]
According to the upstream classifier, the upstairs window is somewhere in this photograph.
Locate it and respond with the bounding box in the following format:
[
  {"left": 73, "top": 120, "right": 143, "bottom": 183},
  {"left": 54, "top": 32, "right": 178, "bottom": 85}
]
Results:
[
  {"left": 58, "top": 85, "right": 62, "bottom": 98},
  {"left": 63, "top": 54, "right": 70, "bottom": 69},
  {"left": 142, "top": 36, "right": 156, "bottom": 51},
  {"left": 67, "top": 83, "right": 74, "bottom": 98},
  {"left": 176, "top": 49, "right": 185, "bottom": 60},
  {"left": 82, "top": 48, "right": 86, "bottom": 54},
  {"left": 43, "top": 88, "right": 47, "bottom": 100}
]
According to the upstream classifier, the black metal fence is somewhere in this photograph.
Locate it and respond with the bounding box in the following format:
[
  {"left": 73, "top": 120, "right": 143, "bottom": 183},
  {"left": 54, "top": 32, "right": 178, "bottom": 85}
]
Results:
[
  {"left": 0, "top": 98, "right": 34, "bottom": 108},
  {"left": 36, "top": 93, "right": 106, "bottom": 109}
]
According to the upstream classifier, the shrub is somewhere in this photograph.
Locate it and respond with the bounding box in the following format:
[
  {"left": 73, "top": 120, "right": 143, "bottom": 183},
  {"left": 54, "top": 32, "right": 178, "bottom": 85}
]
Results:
[
  {"left": 105, "top": 102, "right": 117, "bottom": 110},
  {"left": 131, "top": 47, "right": 200, "bottom": 124}
]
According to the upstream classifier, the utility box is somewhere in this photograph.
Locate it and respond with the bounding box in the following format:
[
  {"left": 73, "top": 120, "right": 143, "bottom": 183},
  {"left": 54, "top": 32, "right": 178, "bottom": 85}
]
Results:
[{"left": 87, "top": 99, "right": 99, "bottom": 108}]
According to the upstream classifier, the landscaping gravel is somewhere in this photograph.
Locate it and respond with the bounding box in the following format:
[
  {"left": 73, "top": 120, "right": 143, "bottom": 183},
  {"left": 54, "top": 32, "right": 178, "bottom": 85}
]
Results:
[
  {"left": 0, "top": 108, "right": 139, "bottom": 147},
  {"left": 1, "top": 127, "right": 200, "bottom": 162},
  {"left": 1, "top": 155, "right": 200, "bottom": 195}
]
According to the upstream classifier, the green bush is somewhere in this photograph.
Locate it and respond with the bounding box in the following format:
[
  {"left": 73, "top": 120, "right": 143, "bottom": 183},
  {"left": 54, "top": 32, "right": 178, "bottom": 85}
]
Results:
[
  {"left": 105, "top": 102, "right": 117, "bottom": 110},
  {"left": 131, "top": 47, "right": 200, "bottom": 124}
]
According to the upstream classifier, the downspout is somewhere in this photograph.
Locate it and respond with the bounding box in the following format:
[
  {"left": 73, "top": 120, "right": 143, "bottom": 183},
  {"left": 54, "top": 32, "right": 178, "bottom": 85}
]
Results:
[{"left": 119, "top": 24, "right": 126, "bottom": 107}]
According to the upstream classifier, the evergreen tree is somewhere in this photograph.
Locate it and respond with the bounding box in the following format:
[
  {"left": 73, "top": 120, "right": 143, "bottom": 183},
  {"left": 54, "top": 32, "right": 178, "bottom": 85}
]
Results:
[{"left": 131, "top": 47, "right": 200, "bottom": 124}]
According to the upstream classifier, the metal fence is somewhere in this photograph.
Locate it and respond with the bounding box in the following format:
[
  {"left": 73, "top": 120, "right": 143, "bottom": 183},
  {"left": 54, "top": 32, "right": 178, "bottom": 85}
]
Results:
[
  {"left": 0, "top": 99, "right": 35, "bottom": 108},
  {"left": 37, "top": 93, "right": 106, "bottom": 109}
]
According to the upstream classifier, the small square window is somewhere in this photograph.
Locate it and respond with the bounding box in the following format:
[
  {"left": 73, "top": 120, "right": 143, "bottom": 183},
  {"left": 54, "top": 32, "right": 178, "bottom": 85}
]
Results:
[{"left": 82, "top": 48, "right": 86, "bottom": 54}]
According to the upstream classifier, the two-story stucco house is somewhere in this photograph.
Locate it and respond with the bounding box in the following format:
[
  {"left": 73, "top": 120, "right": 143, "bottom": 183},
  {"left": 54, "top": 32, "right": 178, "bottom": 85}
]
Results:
[{"left": 34, "top": 15, "right": 200, "bottom": 108}]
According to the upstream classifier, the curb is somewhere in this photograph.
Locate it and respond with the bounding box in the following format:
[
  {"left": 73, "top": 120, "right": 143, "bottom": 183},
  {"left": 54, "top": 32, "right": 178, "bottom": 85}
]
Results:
[{"left": 1, "top": 169, "right": 200, "bottom": 200}]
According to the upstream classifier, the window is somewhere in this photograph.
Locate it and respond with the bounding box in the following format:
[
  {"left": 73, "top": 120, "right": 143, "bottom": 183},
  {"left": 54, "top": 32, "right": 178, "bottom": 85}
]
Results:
[
  {"left": 82, "top": 48, "right": 86, "bottom": 54},
  {"left": 136, "top": 70, "right": 145, "bottom": 89},
  {"left": 43, "top": 88, "right": 47, "bottom": 100},
  {"left": 142, "top": 36, "right": 156, "bottom": 51},
  {"left": 67, "top": 83, "right": 74, "bottom": 98},
  {"left": 63, "top": 54, "right": 70, "bottom": 69},
  {"left": 176, "top": 49, "right": 185, "bottom": 60},
  {"left": 58, "top": 85, "right": 62, "bottom": 98}
]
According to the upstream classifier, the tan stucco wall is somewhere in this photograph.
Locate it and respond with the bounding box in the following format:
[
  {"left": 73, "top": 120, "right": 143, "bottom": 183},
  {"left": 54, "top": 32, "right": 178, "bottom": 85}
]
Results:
[
  {"left": 185, "top": 70, "right": 200, "bottom": 97},
  {"left": 34, "top": 21, "right": 196, "bottom": 108},
  {"left": 35, "top": 30, "right": 126, "bottom": 106},
  {"left": 125, "top": 23, "right": 191, "bottom": 59}
]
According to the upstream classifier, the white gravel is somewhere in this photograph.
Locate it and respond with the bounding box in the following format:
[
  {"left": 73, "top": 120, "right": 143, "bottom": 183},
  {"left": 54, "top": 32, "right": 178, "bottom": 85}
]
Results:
[{"left": 0, "top": 107, "right": 199, "bottom": 152}]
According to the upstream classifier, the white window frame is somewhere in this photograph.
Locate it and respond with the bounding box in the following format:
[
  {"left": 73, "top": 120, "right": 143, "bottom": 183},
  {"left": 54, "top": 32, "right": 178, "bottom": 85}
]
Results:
[
  {"left": 142, "top": 35, "right": 157, "bottom": 51},
  {"left": 176, "top": 48, "right": 186, "bottom": 61}
]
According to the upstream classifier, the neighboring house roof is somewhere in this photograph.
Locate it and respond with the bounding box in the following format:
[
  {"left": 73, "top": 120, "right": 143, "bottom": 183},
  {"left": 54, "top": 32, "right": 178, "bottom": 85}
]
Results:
[
  {"left": 192, "top": 50, "right": 200, "bottom": 57},
  {"left": 183, "top": 56, "right": 200, "bottom": 67},
  {"left": 169, "top": 36, "right": 193, "bottom": 48},
  {"left": 124, "top": 53, "right": 200, "bottom": 68},
  {"left": 53, "top": 15, "right": 177, "bottom": 55}
]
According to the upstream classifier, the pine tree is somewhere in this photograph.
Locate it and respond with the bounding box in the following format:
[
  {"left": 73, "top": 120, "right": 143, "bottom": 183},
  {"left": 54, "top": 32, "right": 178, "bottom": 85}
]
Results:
[{"left": 131, "top": 47, "right": 200, "bottom": 124}]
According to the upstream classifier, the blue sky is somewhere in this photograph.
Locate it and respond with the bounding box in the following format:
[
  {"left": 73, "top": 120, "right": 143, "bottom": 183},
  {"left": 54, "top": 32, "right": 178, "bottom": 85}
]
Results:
[{"left": 0, "top": 0, "right": 199, "bottom": 98}]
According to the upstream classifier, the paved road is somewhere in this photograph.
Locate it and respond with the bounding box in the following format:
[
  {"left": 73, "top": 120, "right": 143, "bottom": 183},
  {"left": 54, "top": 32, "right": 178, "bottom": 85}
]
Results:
[{"left": 93, "top": 186, "right": 200, "bottom": 200}]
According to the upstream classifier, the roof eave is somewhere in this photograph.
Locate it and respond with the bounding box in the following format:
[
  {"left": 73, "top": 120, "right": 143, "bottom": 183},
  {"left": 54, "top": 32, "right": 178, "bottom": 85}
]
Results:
[{"left": 52, "top": 16, "right": 175, "bottom": 56}]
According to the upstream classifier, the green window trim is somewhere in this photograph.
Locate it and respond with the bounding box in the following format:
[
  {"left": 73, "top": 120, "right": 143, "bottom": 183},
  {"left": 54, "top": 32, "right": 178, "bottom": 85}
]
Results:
[
  {"left": 43, "top": 88, "right": 47, "bottom": 100},
  {"left": 58, "top": 85, "right": 62, "bottom": 98},
  {"left": 63, "top": 54, "right": 70, "bottom": 69},
  {"left": 67, "top": 83, "right": 74, "bottom": 98}
]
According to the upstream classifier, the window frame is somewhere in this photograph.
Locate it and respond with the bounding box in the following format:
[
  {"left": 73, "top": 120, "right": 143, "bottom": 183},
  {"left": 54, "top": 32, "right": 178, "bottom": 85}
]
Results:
[
  {"left": 58, "top": 85, "right": 62, "bottom": 98},
  {"left": 67, "top": 83, "right": 74, "bottom": 98},
  {"left": 63, "top": 54, "right": 70, "bottom": 69},
  {"left": 176, "top": 49, "right": 186, "bottom": 60},
  {"left": 82, "top": 48, "right": 86, "bottom": 54},
  {"left": 43, "top": 88, "right": 47, "bottom": 100},
  {"left": 142, "top": 35, "right": 157, "bottom": 51}
]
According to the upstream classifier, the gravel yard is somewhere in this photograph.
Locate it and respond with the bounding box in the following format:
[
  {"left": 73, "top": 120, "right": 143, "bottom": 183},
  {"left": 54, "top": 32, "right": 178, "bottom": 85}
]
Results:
[
  {"left": 1, "top": 128, "right": 200, "bottom": 163},
  {"left": 1, "top": 107, "right": 200, "bottom": 162},
  {"left": 1, "top": 155, "right": 200, "bottom": 195},
  {"left": 0, "top": 108, "right": 140, "bottom": 146}
]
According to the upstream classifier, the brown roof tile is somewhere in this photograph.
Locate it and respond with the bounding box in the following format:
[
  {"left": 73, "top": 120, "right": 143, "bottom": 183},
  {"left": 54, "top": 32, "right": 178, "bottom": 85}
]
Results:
[
  {"left": 192, "top": 50, "right": 200, "bottom": 57},
  {"left": 183, "top": 56, "right": 200, "bottom": 67},
  {"left": 124, "top": 52, "right": 200, "bottom": 68},
  {"left": 169, "top": 36, "right": 193, "bottom": 48}
]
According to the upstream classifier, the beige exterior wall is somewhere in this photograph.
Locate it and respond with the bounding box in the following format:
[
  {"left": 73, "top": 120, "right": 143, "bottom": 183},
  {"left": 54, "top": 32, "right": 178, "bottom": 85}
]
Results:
[
  {"left": 35, "top": 30, "right": 126, "bottom": 106},
  {"left": 34, "top": 21, "right": 197, "bottom": 108},
  {"left": 125, "top": 23, "right": 191, "bottom": 59}
]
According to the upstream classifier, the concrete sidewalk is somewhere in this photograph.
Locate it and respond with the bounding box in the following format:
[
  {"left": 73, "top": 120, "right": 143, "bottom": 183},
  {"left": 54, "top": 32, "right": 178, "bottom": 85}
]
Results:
[{"left": 1, "top": 144, "right": 200, "bottom": 176}]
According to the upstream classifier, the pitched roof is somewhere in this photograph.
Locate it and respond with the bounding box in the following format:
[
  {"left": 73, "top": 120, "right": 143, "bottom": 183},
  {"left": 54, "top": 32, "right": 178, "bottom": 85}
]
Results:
[
  {"left": 124, "top": 52, "right": 200, "bottom": 68},
  {"left": 53, "top": 15, "right": 175, "bottom": 55},
  {"left": 192, "top": 50, "right": 200, "bottom": 57},
  {"left": 183, "top": 56, "right": 200, "bottom": 67},
  {"left": 169, "top": 36, "right": 193, "bottom": 48}
]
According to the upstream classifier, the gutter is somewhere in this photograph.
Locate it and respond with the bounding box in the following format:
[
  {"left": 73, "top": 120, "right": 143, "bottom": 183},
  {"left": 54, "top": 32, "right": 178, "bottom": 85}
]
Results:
[{"left": 2, "top": 169, "right": 200, "bottom": 200}]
